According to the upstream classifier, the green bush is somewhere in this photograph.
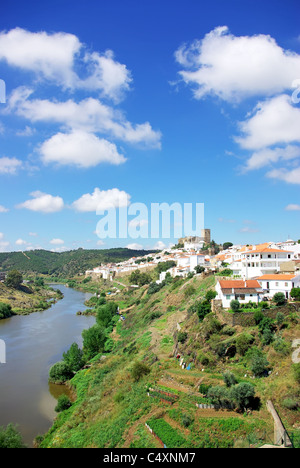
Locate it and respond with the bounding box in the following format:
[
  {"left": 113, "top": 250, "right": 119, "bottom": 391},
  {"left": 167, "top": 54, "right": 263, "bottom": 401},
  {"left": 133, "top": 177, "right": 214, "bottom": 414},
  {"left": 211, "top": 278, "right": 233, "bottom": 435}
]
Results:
[
  {"left": 273, "top": 292, "right": 286, "bottom": 306},
  {"left": 55, "top": 394, "right": 72, "bottom": 413},
  {"left": 230, "top": 300, "right": 240, "bottom": 312},
  {"left": 0, "top": 302, "right": 13, "bottom": 319},
  {"left": 131, "top": 361, "right": 151, "bottom": 381},
  {"left": 177, "top": 331, "right": 188, "bottom": 343},
  {"left": 49, "top": 361, "right": 73, "bottom": 383},
  {"left": 0, "top": 424, "right": 26, "bottom": 448},
  {"left": 292, "top": 363, "right": 300, "bottom": 384}
]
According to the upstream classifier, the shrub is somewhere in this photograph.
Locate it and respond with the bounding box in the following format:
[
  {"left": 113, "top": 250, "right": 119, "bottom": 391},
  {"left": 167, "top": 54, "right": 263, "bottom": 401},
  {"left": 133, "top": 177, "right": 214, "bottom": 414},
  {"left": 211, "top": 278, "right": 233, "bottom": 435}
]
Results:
[
  {"left": 273, "top": 292, "right": 286, "bottom": 306},
  {"left": 49, "top": 361, "right": 73, "bottom": 383},
  {"left": 5, "top": 270, "right": 23, "bottom": 289},
  {"left": 223, "top": 371, "right": 238, "bottom": 388},
  {"left": 273, "top": 338, "right": 291, "bottom": 355},
  {"left": 254, "top": 309, "right": 264, "bottom": 324},
  {"left": 55, "top": 394, "right": 72, "bottom": 413},
  {"left": 0, "top": 424, "right": 26, "bottom": 448},
  {"left": 290, "top": 287, "right": 300, "bottom": 301},
  {"left": 184, "top": 285, "right": 196, "bottom": 298},
  {"left": 131, "top": 361, "right": 151, "bottom": 381},
  {"left": 245, "top": 347, "right": 269, "bottom": 377},
  {"left": 236, "top": 333, "right": 254, "bottom": 356},
  {"left": 182, "top": 414, "right": 194, "bottom": 428},
  {"left": 292, "top": 363, "right": 300, "bottom": 384},
  {"left": 0, "top": 302, "right": 13, "bottom": 319},
  {"left": 177, "top": 331, "right": 188, "bottom": 343},
  {"left": 282, "top": 398, "right": 298, "bottom": 410},
  {"left": 230, "top": 300, "right": 240, "bottom": 312}
]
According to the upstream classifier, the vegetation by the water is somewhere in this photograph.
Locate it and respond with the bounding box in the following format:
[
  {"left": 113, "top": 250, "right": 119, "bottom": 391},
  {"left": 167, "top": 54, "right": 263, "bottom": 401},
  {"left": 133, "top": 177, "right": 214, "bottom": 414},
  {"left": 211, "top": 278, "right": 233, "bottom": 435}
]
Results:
[{"left": 36, "top": 270, "right": 300, "bottom": 448}]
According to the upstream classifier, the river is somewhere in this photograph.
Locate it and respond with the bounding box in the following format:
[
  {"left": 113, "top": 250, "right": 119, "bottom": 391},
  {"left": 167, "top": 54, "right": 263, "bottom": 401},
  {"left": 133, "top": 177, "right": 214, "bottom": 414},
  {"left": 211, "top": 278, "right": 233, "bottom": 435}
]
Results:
[{"left": 0, "top": 284, "right": 95, "bottom": 447}]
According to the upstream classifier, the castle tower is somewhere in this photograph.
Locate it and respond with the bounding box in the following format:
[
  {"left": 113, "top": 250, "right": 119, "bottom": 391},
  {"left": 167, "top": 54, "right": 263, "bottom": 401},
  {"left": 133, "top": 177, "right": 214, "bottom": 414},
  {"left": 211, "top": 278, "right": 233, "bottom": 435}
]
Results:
[{"left": 201, "top": 229, "right": 211, "bottom": 244}]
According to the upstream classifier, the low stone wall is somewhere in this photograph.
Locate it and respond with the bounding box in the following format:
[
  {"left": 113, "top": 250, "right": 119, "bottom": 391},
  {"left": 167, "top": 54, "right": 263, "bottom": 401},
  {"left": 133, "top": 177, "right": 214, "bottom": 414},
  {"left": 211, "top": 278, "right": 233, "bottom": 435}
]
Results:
[{"left": 212, "top": 300, "right": 299, "bottom": 327}]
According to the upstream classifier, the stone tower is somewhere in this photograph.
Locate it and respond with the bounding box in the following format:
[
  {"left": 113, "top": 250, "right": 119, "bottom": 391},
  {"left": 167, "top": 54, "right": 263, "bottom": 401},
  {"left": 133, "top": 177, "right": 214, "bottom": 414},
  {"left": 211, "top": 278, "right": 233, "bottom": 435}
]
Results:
[{"left": 201, "top": 229, "right": 211, "bottom": 244}]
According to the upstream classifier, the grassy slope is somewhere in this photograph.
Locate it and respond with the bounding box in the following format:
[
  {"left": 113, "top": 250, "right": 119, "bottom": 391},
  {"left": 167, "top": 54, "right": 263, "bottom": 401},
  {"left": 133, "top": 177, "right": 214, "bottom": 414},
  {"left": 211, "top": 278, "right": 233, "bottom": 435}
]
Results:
[
  {"left": 0, "top": 282, "right": 61, "bottom": 315},
  {"left": 40, "top": 274, "right": 300, "bottom": 448}
]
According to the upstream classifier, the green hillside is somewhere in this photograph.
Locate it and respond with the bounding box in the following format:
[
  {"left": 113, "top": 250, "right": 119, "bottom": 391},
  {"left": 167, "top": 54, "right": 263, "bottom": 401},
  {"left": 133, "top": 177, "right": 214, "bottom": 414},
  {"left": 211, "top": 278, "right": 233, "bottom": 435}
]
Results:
[
  {"left": 0, "top": 248, "right": 156, "bottom": 277},
  {"left": 39, "top": 273, "right": 300, "bottom": 449}
]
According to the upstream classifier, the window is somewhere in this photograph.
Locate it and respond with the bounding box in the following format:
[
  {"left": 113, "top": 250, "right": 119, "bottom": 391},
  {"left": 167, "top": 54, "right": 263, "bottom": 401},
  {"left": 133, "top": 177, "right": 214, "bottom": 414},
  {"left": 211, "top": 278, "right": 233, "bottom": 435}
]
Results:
[
  {"left": 226, "top": 295, "right": 231, "bottom": 300},
  {"left": 285, "top": 282, "right": 288, "bottom": 287}
]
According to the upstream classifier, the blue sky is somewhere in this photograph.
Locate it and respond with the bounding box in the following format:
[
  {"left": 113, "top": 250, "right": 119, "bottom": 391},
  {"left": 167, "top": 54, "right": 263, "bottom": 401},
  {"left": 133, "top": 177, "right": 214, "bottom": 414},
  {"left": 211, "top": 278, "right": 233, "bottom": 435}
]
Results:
[{"left": 0, "top": 0, "right": 299, "bottom": 253}]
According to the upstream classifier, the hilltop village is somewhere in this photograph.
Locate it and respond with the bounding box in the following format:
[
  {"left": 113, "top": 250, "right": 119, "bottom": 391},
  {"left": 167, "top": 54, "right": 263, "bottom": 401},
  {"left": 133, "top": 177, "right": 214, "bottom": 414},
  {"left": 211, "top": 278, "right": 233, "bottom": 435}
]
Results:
[{"left": 86, "top": 231, "right": 300, "bottom": 309}]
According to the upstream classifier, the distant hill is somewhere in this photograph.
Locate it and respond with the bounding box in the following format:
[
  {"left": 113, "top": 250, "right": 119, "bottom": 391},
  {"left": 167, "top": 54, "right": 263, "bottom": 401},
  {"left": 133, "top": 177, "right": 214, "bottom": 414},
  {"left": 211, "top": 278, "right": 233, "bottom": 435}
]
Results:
[{"left": 0, "top": 248, "right": 157, "bottom": 277}]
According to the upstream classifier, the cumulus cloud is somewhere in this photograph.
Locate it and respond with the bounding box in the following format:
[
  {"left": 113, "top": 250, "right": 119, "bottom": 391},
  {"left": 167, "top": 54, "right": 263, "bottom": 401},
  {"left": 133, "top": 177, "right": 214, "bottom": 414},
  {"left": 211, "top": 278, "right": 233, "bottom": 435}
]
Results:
[
  {"left": 0, "top": 156, "right": 22, "bottom": 174},
  {"left": 175, "top": 26, "right": 300, "bottom": 102},
  {"left": 236, "top": 95, "right": 300, "bottom": 150},
  {"left": 16, "top": 191, "right": 64, "bottom": 213},
  {"left": 8, "top": 88, "right": 162, "bottom": 149},
  {"left": 39, "top": 130, "right": 126, "bottom": 168},
  {"left": 0, "top": 28, "right": 132, "bottom": 101},
  {"left": 15, "top": 238, "right": 28, "bottom": 246},
  {"left": 0, "top": 28, "right": 80, "bottom": 88},
  {"left": 72, "top": 187, "right": 131, "bottom": 212},
  {"left": 126, "top": 243, "right": 144, "bottom": 250},
  {"left": 50, "top": 238, "right": 64, "bottom": 245}
]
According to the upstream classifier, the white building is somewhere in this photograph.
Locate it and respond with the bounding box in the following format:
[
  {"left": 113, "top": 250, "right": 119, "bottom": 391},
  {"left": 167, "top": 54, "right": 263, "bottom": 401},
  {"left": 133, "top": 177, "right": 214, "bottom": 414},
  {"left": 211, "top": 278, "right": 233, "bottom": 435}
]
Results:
[
  {"left": 216, "top": 279, "right": 264, "bottom": 308},
  {"left": 230, "top": 247, "right": 293, "bottom": 279},
  {"left": 257, "top": 274, "right": 300, "bottom": 300}
]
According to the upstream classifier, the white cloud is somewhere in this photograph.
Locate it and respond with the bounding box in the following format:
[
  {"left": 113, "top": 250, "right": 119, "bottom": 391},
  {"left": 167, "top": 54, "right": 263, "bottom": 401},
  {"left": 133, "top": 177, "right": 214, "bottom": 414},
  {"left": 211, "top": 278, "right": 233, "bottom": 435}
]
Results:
[
  {"left": 16, "top": 125, "right": 35, "bottom": 137},
  {"left": 80, "top": 50, "right": 132, "bottom": 103},
  {"left": 126, "top": 243, "right": 144, "bottom": 250},
  {"left": 285, "top": 204, "right": 300, "bottom": 211},
  {"left": 15, "top": 238, "right": 28, "bottom": 246},
  {"left": 153, "top": 241, "right": 166, "bottom": 250},
  {"left": 8, "top": 89, "right": 162, "bottom": 149},
  {"left": 0, "top": 28, "right": 132, "bottom": 102},
  {"left": 39, "top": 130, "right": 126, "bottom": 168},
  {"left": 0, "top": 156, "right": 22, "bottom": 174},
  {"left": 0, "top": 232, "right": 9, "bottom": 251},
  {"left": 72, "top": 187, "right": 131, "bottom": 212},
  {"left": 267, "top": 167, "right": 300, "bottom": 184},
  {"left": 96, "top": 240, "right": 105, "bottom": 246},
  {"left": 175, "top": 26, "right": 300, "bottom": 102},
  {"left": 0, "top": 28, "right": 80, "bottom": 88},
  {"left": 50, "top": 238, "right": 64, "bottom": 245},
  {"left": 242, "top": 145, "right": 300, "bottom": 171},
  {"left": 236, "top": 95, "right": 300, "bottom": 150},
  {"left": 16, "top": 191, "right": 64, "bottom": 213},
  {"left": 0, "top": 205, "right": 9, "bottom": 212}
]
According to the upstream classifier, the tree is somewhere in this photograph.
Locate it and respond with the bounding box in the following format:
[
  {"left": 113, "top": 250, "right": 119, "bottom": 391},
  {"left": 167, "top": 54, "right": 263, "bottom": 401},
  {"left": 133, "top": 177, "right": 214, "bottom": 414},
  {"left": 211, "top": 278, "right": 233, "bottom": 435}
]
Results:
[
  {"left": 223, "top": 371, "right": 238, "bottom": 388},
  {"left": 291, "top": 287, "right": 300, "bottom": 301},
  {"left": 223, "top": 242, "right": 233, "bottom": 250},
  {"left": 82, "top": 324, "right": 107, "bottom": 360},
  {"left": 273, "top": 292, "right": 286, "bottom": 306},
  {"left": 194, "top": 265, "right": 205, "bottom": 274},
  {"left": 0, "top": 424, "right": 26, "bottom": 448},
  {"left": 5, "top": 270, "right": 23, "bottom": 289},
  {"left": 131, "top": 361, "right": 150, "bottom": 381},
  {"left": 63, "top": 343, "right": 85, "bottom": 373},
  {"left": 246, "top": 347, "right": 269, "bottom": 377},
  {"left": 230, "top": 383, "right": 255, "bottom": 411}
]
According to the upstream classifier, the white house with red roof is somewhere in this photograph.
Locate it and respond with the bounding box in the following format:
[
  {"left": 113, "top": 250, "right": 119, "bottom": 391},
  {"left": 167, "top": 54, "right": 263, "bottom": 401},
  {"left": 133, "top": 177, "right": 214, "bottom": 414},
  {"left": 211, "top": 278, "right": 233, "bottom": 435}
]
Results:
[
  {"left": 256, "top": 274, "right": 300, "bottom": 300},
  {"left": 216, "top": 279, "right": 264, "bottom": 308}
]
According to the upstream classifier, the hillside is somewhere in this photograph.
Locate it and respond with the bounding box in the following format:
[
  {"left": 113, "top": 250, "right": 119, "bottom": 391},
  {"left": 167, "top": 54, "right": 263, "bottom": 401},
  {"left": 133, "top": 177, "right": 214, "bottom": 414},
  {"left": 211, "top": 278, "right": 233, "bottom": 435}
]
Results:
[
  {"left": 0, "top": 281, "right": 62, "bottom": 316},
  {"left": 0, "top": 248, "right": 156, "bottom": 277},
  {"left": 39, "top": 273, "right": 300, "bottom": 449}
]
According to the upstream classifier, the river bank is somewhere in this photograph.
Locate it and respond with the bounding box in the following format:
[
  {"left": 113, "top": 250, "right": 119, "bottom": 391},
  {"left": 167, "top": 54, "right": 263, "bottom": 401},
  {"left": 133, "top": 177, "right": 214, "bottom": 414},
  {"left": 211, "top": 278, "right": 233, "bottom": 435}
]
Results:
[{"left": 0, "top": 284, "right": 95, "bottom": 447}]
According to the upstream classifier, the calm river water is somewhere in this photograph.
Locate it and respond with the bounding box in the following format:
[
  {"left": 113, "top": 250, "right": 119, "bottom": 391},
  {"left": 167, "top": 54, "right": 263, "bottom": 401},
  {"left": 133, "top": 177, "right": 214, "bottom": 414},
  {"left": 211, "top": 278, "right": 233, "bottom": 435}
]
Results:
[{"left": 0, "top": 284, "right": 95, "bottom": 447}]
